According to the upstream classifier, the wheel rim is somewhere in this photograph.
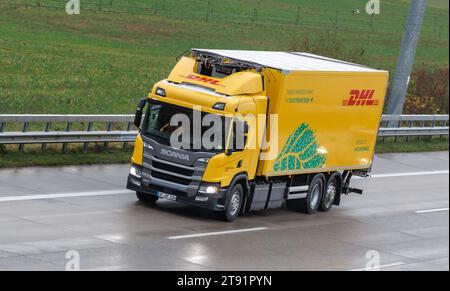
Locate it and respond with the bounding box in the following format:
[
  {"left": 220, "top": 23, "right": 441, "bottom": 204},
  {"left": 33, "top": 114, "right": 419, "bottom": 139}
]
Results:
[
  {"left": 230, "top": 191, "right": 240, "bottom": 216},
  {"left": 309, "top": 184, "right": 321, "bottom": 209},
  {"left": 325, "top": 183, "right": 336, "bottom": 208}
]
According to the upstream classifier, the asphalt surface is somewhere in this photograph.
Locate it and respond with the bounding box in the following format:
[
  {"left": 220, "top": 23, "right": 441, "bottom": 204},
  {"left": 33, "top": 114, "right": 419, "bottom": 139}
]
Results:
[{"left": 0, "top": 151, "right": 448, "bottom": 271}]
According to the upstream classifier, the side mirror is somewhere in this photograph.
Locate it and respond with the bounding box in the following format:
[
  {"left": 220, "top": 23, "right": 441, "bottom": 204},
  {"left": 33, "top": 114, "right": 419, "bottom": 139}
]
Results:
[
  {"left": 225, "top": 148, "right": 234, "bottom": 156},
  {"left": 134, "top": 98, "right": 147, "bottom": 129}
]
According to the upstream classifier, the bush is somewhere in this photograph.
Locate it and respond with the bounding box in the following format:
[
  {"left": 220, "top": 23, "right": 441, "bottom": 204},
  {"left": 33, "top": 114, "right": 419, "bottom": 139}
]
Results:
[{"left": 404, "top": 67, "right": 449, "bottom": 114}]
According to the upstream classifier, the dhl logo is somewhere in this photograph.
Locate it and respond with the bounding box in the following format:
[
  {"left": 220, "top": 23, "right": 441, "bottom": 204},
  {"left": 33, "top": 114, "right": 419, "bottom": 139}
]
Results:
[
  {"left": 342, "top": 89, "right": 379, "bottom": 106},
  {"left": 184, "top": 74, "right": 220, "bottom": 86}
]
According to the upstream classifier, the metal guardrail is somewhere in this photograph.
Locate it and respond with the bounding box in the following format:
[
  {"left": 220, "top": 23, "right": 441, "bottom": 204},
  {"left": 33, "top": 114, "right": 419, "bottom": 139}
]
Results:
[
  {"left": 0, "top": 114, "right": 137, "bottom": 152},
  {"left": 0, "top": 114, "right": 448, "bottom": 152},
  {"left": 378, "top": 115, "right": 449, "bottom": 138}
]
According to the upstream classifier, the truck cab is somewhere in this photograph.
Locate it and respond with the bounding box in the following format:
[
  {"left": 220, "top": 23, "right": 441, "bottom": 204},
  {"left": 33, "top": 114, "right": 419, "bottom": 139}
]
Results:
[{"left": 127, "top": 50, "right": 269, "bottom": 221}]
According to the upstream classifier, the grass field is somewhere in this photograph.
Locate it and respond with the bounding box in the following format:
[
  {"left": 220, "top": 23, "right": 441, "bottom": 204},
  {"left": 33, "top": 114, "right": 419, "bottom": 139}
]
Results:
[{"left": 0, "top": 0, "right": 448, "bottom": 115}]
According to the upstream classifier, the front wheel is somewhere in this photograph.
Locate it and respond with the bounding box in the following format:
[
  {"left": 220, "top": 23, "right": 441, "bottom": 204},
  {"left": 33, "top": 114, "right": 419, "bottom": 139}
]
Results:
[
  {"left": 136, "top": 192, "right": 159, "bottom": 204},
  {"left": 215, "top": 184, "right": 243, "bottom": 222}
]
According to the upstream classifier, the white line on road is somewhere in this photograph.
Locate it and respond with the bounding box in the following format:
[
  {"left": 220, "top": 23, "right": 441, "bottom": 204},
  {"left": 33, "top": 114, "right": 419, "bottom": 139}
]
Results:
[
  {"left": 368, "top": 170, "right": 449, "bottom": 179},
  {"left": 349, "top": 262, "right": 405, "bottom": 271},
  {"left": 167, "top": 227, "right": 268, "bottom": 240},
  {"left": 416, "top": 208, "right": 449, "bottom": 214},
  {"left": 0, "top": 189, "right": 133, "bottom": 202}
]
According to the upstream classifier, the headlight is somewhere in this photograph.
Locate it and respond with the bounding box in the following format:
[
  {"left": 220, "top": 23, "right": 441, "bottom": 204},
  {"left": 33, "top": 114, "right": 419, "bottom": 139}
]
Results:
[
  {"left": 198, "top": 183, "right": 220, "bottom": 194},
  {"left": 129, "top": 165, "right": 142, "bottom": 178}
]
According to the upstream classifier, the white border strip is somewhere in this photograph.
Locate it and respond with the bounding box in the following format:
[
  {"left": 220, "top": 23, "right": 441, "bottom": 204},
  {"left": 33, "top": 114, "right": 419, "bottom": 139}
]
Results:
[
  {"left": 0, "top": 190, "right": 133, "bottom": 202},
  {"left": 167, "top": 227, "right": 268, "bottom": 240},
  {"left": 370, "top": 170, "right": 449, "bottom": 179},
  {"left": 416, "top": 208, "right": 449, "bottom": 214}
]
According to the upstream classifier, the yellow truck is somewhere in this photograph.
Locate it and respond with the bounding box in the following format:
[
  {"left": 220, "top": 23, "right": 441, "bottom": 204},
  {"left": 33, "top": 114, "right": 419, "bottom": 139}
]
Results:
[{"left": 127, "top": 49, "right": 389, "bottom": 221}]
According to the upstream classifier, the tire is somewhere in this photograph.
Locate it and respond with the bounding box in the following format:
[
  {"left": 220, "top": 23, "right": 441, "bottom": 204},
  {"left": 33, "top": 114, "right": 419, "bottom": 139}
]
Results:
[
  {"left": 136, "top": 192, "right": 159, "bottom": 204},
  {"left": 319, "top": 173, "right": 340, "bottom": 212},
  {"left": 286, "top": 174, "right": 325, "bottom": 214},
  {"left": 215, "top": 184, "right": 243, "bottom": 222}
]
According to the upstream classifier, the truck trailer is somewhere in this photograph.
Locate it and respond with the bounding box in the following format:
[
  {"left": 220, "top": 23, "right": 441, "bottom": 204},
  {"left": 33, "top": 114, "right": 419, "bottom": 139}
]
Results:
[{"left": 127, "top": 49, "right": 389, "bottom": 221}]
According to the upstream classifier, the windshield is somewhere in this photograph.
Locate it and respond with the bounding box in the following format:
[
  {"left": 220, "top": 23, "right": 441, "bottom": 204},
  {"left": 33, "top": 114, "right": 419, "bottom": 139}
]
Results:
[{"left": 142, "top": 100, "right": 229, "bottom": 152}]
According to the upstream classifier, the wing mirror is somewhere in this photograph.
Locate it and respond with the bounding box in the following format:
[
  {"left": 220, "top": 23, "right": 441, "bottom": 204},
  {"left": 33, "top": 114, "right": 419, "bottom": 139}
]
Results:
[{"left": 134, "top": 98, "right": 147, "bottom": 129}]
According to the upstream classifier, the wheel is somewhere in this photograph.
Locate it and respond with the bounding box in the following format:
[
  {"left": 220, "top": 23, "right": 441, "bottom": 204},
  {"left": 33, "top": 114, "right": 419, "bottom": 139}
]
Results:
[
  {"left": 319, "top": 173, "right": 340, "bottom": 212},
  {"left": 286, "top": 174, "right": 325, "bottom": 214},
  {"left": 136, "top": 192, "right": 159, "bottom": 204},
  {"left": 215, "top": 184, "right": 243, "bottom": 222}
]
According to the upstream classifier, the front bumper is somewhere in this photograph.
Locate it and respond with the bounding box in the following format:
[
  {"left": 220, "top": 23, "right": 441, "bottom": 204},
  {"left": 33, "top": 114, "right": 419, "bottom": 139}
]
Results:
[{"left": 127, "top": 175, "right": 228, "bottom": 211}]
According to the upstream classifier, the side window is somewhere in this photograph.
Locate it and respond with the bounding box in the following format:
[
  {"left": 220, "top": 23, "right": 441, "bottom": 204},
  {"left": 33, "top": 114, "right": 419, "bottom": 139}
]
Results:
[
  {"left": 148, "top": 105, "right": 161, "bottom": 129},
  {"left": 228, "top": 119, "right": 248, "bottom": 151}
]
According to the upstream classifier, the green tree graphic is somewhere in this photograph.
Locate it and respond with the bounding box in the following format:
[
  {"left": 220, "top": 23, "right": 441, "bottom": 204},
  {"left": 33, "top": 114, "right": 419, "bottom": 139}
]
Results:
[{"left": 273, "top": 123, "right": 326, "bottom": 172}]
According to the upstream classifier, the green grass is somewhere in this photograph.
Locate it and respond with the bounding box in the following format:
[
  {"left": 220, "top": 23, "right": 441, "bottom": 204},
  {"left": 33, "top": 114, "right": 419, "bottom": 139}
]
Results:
[
  {"left": 0, "top": 139, "right": 447, "bottom": 168},
  {"left": 0, "top": 146, "right": 133, "bottom": 168},
  {"left": 0, "top": 0, "right": 448, "bottom": 114},
  {"left": 375, "top": 137, "right": 449, "bottom": 153}
]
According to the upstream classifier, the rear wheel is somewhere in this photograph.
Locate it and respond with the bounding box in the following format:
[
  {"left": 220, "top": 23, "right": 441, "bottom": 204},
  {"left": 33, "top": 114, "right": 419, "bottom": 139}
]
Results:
[
  {"left": 215, "top": 184, "right": 243, "bottom": 222},
  {"left": 319, "top": 174, "right": 339, "bottom": 212},
  {"left": 287, "top": 174, "right": 325, "bottom": 214},
  {"left": 136, "top": 192, "right": 159, "bottom": 204}
]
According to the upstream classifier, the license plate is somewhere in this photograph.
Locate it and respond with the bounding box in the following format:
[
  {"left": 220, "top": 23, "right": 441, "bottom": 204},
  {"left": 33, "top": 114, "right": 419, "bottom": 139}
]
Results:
[{"left": 158, "top": 192, "right": 177, "bottom": 201}]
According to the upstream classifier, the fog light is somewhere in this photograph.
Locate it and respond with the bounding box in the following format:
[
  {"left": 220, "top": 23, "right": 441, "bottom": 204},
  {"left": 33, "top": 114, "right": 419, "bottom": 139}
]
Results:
[{"left": 195, "top": 196, "right": 209, "bottom": 202}]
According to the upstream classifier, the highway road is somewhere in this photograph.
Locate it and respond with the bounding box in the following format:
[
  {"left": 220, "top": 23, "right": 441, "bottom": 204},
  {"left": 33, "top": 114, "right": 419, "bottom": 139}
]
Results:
[{"left": 0, "top": 151, "right": 448, "bottom": 271}]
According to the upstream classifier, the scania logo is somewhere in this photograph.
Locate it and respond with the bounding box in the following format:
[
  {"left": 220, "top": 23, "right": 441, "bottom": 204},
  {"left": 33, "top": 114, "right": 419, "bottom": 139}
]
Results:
[{"left": 160, "top": 148, "right": 190, "bottom": 161}]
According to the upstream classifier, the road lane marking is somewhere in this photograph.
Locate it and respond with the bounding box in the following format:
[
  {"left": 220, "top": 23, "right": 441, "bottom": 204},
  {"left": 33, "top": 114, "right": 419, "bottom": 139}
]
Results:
[
  {"left": 349, "top": 262, "right": 405, "bottom": 271},
  {"left": 416, "top": 208, "right": 449, "bottom": 214},
  {"left": 167, "top": 227, "right": 268, "bottom": 240},
  {"left": 0, "top": 189, "right": 133, "bottom": 202},
  {"left": 368, "top": 170, "right": 449, "bottom": 179}
]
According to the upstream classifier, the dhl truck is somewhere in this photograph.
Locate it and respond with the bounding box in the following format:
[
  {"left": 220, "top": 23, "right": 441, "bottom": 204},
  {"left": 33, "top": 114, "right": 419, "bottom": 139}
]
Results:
[{"left": 127, "top": 49, "right": 389, "bottom": 221}]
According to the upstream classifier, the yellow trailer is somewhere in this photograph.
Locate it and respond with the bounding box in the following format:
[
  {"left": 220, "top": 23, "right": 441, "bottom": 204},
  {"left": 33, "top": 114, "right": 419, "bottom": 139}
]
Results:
[{"left": 127, "top": 49, "right": 389, "bottom": 221}]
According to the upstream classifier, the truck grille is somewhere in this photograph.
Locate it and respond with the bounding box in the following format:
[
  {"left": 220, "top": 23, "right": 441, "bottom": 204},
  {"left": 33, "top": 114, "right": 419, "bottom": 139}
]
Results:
[
  {"left": 142, "top": 153, "right": 205, "bottom": 195},
  {"left": 151, "top": 160, "right": 194, "bottom": 177},
  {"left": 151, "top": 170, "right": 191, "bottom": 185}
]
